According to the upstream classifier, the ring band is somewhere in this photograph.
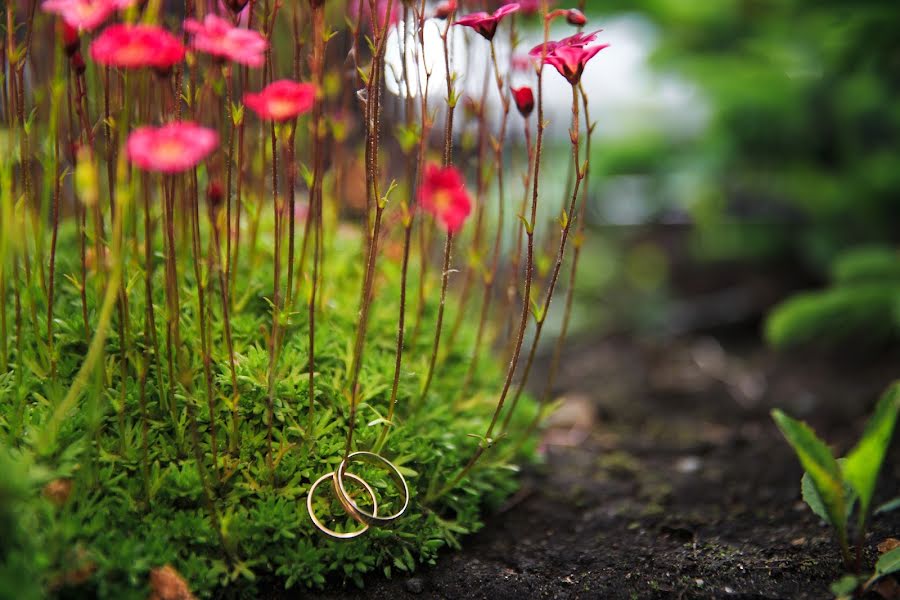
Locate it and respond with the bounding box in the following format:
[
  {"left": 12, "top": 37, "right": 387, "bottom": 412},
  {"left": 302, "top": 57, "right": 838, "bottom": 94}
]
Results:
[
  {"left": 333, "top": 451, "right": 410, "bottom": 527},
  {"left": 307, "top": 470, "right": 377, "bottom": 540}
]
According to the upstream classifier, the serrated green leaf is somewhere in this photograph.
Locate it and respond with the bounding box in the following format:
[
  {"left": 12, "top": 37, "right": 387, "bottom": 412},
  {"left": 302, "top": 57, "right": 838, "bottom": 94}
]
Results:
[
  {"left": 771, "top": 409, "right": 847, "bottom": 535},
  {"left": 843, "top": 382, "right": 900, "bottom": 518}
]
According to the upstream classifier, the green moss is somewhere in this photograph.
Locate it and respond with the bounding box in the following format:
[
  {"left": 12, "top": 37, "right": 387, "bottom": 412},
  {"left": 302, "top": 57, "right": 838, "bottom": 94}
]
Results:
[{"left": 0, "top": 222, "right": 538, "bottom": 598}]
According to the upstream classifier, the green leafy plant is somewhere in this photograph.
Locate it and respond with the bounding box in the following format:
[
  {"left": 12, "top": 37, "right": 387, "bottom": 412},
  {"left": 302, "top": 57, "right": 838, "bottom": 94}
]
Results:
[
  {"left": 772, "top": 381, "right": 900, "bottom": 596},
  {"left": 765, "top": 246, "right": 900, "bottom": 350}
]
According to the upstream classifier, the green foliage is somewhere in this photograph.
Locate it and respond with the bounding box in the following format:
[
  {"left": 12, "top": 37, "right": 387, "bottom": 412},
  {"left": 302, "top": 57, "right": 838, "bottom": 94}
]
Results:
[
  {"left": 0, "top": 223, "right": 538, "bottom": 598},
  {"left": 771, "top": 381, "right": 900, "bottom": 568},
  {"left": 601, "top": 0, "right": 900, "bottom": 266},
  {"left": 765, "top": 244, "right": 900, "bottom": 350}
]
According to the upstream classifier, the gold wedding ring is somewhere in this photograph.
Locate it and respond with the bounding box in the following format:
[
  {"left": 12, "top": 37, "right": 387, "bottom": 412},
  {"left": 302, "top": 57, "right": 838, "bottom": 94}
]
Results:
[
  {"left": 334, "top": 451, "right": 410, "bottom": 527},
  {"left": 307, "top": 470, "right": 377, "bottom": 540},
  {"left": 306, "top": 451, "right": 410, "bottom": 539}
]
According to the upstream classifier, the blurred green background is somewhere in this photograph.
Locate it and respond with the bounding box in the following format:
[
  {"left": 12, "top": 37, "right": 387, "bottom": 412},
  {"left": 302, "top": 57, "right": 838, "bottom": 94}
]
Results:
[{"left": 563, "top": 0, "right": 900, "bottom": 350}]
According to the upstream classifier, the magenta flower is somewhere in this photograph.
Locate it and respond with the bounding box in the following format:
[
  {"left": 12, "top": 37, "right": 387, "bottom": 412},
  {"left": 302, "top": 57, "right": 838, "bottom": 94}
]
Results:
[
  {"left": 90, "top": 24, "right": 186, "bottom": 70},
  {"left": 544, "top": 43, "right": 608, "bottom": 85},
  {"left": 244, "top": 80, "right": 317, "bottom": 122},
  {"left": 41, "top": 0, "right": 136, "bottom": 32},
  {"left": 126, "top": 122, "right": 219, "bottom": 173},
  {"left": 529, "top": 30, "right": 608, "bottom": 85},
  {"left": 529, "top": 29, "right": 602, "bottom": 59},
  {"left": 418, "top": 163, "right": 473, "bottom": 233},
  {"left": 184, "top": 14, "right": 267, "bottom": 68},
  {"left": 454, "top": 3, "right": 519, "bottom": 41}
]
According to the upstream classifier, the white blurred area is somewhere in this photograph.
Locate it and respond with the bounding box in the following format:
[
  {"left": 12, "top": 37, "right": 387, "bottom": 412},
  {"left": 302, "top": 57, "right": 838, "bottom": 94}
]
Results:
[{"left": 384, "top": 12, "right": 708, "bottom": 143}]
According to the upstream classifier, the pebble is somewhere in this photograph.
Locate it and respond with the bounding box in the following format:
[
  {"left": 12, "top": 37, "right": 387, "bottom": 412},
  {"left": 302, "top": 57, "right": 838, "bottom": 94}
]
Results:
[{"left": 405, "top": 578, "right": 424, "bottom": 594}]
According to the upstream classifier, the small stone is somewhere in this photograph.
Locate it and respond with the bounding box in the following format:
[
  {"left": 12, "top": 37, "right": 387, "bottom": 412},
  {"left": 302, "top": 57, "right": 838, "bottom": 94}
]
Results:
[
  {"left": 405, "top": 577, "right": 424, "bottom": 594},
  {"left": 790, "top": 537, "right": 806, "bottom": 546},
  {"left": 675, "top": 456, "right": 701, "bottom": 474}
]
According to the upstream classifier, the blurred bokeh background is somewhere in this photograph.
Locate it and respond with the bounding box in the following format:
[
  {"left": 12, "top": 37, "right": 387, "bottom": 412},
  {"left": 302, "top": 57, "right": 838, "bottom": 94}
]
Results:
[{"left": 525, "top": 0, "right": 900, "bottom": 352}]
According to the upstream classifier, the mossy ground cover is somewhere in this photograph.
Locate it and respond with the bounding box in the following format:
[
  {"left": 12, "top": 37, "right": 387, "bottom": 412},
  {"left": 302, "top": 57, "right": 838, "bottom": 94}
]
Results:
[{"left": 0, "top": 219, "right": 538, "bottom": 599}]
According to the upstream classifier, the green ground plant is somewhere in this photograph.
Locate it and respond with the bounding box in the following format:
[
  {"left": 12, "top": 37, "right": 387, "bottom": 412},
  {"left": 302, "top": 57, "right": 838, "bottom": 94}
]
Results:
[{"left": 772, "top": 381, "right": 900, "bottom": 597}]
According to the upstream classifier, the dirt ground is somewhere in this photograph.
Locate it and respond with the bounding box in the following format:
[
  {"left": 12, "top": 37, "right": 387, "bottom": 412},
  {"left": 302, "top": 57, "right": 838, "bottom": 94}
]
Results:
[
  {"left": 304, "top": 330, "right": 898, "bottom": 600},
  {"left": 297, "top": 238, "right": 900, "bottom": 600}
]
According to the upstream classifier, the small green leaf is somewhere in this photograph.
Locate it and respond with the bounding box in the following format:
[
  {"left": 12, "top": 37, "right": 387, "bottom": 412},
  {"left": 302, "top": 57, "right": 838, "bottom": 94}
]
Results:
[
  {"left": 876, "top": 546, "right": 900, "bottom": 577},
  {"left": 874, "top": 497, "right": 900, "bottom": 515},
  {"left": 771, "top": 410, "right": 847, "bottom": 534},
  {"left": 801, "top": 458, "right": 856, "bottom": 523},
  {"left": 843, "top": 382, "right": 900, "bottom": 517},
  {"left": 829, "top": 574, "right": 860, "bottom": 597}
]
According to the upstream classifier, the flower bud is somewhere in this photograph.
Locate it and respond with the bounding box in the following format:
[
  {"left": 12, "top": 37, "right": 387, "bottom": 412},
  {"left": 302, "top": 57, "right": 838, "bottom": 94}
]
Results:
[
  {"left": 434, "top": 0, "right": 457, "bottom": 19},
  {"left": 566, "top": 9, "right": 587, "bottom": 26},
  {"left": 511, "top": 86, "right": 534, "bottom": 118},
  {"left": 71, "top": 51, "right": 87, "bottom": 76},
  {"left": 207, "top": 181, "right": 224, "bottom": 212},
  {"left": 59, "top": 21, "right": 80, "bottom": 57}
]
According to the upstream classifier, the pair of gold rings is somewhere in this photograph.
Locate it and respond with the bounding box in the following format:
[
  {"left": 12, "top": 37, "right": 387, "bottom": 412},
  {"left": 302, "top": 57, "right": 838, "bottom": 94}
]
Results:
[{"left": 306, "top": 451, "right": 410, "bottom": 540}]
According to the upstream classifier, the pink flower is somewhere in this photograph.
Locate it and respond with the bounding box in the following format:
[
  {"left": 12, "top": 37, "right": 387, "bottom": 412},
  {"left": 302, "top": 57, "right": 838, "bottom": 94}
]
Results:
[
  {"left": 126, "top": 122, "right": 219, "bottom": 173},
  {"left": 454, "top": 3, "right": 519, "bottom": 41},
  {"left": 41, "top": 0, "right": 136, "bottom": 32},
  {"left": 529, "top": 29, "right": 602, "bottom": 59},
  {"left": 529, "top": 30, "right": 608, "bottom": 84},
  {"left": 90, "top": 24, "right": 186, "bottom": 70},
  {"left": 543, "top": 43, "right": 608, "bottom": 85},
  {"left": 184, "top": 14, "right": 267, "bottom": 67},
  {"left": 243, "top": 80, "right": 316, "bottom": 122},
  {"left": 511, "top": 86, "right": 534, "bottom": 118},
  {"left": 418, "top": 163, "right": 472, "bottom": 233}
]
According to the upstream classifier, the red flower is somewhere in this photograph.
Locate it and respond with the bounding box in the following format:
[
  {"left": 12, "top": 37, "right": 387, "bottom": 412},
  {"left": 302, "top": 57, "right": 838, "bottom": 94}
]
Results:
[
  {"left": 543, "top": 43, "right": 608, "bottom": 85},
  {"left": 90, "top": 24, "right": 186, "bottom": 70},
  {"left": 41, "top": 0, "right": 136, "bottom": 32},
  {"left": 529, "top": 29, "right": 602, "bottom": 59},
  {"left": 511, "top": 86, "right": 534, "bottom": 118},
  {"left": 184, "top": 14, "right": 267, "bottom": 68},
  {"left": 454, "top": 3, "right": 519, "bottom": 41},
  {"left": 529, "top": 30, "right": 608, "bottom": 85},
  {"left": 243, "top": 80, "right": 316, "bottom": 122},
  {"left": 418, "top": 163, "right": 472, "bottom": 233},
  {"left": 126, "top": 122, "right": 219, "bottom": 173}
]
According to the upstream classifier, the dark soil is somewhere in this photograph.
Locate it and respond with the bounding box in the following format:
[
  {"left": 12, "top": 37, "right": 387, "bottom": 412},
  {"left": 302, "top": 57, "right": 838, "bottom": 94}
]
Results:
[
  {"left": 257, "top": 236, "right": 899, "bottom": 600},
  {"left": 305, "top": 332, "right": 898, "bottom": 600}
]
